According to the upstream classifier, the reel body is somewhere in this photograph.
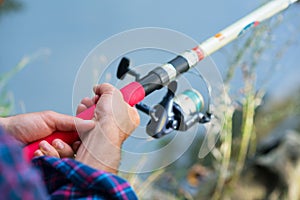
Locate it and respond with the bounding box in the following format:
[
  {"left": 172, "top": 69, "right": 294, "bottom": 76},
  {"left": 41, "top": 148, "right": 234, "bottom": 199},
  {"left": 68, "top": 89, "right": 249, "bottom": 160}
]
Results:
[{"left": 117, "top": 57, "right": 212, "bottom": 138}]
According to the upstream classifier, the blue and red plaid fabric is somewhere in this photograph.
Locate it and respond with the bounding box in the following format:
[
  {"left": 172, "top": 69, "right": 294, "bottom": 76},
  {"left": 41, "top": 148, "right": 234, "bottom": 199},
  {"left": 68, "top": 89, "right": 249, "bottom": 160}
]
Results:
[
  {"left": 0, "top": 127, "right": 48, "bottom": 199},
  {"left": 0, "top": 127, "right": 138, "bottom": 200},
  {"left": 33, "top": 157, "right": 138, "bottom": 200}
]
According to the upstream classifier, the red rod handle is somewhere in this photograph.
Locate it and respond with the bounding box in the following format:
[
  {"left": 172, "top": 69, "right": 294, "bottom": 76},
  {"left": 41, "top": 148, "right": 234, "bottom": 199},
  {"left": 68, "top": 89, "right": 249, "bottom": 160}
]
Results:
[{"left": 23, "top": 82, "right": 145, "bottom": 161}]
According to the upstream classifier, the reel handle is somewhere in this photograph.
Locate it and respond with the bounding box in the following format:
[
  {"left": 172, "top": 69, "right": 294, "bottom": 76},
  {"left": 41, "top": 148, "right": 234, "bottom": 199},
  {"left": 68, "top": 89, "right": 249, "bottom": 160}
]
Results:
[{"left": 23, "top": 82, "right": 145, "bottom": 161}]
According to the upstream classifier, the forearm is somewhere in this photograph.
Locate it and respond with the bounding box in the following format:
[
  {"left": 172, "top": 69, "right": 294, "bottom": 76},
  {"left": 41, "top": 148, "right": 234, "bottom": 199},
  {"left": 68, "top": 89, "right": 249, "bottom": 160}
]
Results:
[
  {"left": 0, "top": 117, "right": 9, "bottom": 132},
  {"left": 0, "top": 114, "right": 34, "bottom": 144},
  {"left": 0, "top": 116, "right": 27, "bottom": 146},
  {"left": 75, "top": 121, "right": 123, "bottom": 174}
]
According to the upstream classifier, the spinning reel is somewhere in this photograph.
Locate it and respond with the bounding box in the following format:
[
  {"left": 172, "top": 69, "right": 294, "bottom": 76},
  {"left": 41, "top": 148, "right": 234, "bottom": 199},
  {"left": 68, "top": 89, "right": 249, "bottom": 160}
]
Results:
[
  {"left": 117, "top": 57, "right": 213, "bottom": 138},
  {"left": 23, "top": 0, "right": 298, "bottom": 163}
]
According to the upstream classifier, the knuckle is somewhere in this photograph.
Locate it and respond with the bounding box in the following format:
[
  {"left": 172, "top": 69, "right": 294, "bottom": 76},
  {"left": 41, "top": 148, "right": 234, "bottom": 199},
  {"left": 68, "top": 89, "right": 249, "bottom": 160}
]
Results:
[{"left": 41, "top": 110, "right": 56, "bottom": 119}]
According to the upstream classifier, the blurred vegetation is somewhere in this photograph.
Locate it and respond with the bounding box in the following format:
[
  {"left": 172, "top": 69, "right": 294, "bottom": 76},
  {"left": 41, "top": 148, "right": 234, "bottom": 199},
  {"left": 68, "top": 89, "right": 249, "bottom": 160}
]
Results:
[
  {"left": 121, "top": 11, "right": 300, "bottom": 200},
  {"left": 0, "top": 57, "right": 30, "bottom": 116},
  {"left": 0, "top": 0, "right": 22, "bottom": 19},
  {"left": 0, "top": 0, "right": 23, "bottom": 116},
  {"left": 206, "top": 13, "right": 299, "bottom": 199},
  {"left": 1, "top": 0, "right": 299, "bottom": 198},
  {"left": 211, "top": 14, "right": 292, "bottom": 199},
  {"left": 0, "top": 48, "right": 51, "bottom": 117}
]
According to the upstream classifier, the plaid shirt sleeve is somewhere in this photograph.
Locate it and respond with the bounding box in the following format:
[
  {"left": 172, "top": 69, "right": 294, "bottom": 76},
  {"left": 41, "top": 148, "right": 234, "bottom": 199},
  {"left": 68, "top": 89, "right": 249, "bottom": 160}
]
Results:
[
  {"left": 32, "top": 156, "right": 138, "bottom": 200},
  {"left": 0, "top": 127, "right": 137, "bottom": 200},
  {"left": 0, "top": 127, "right": 48, "bottom": 199}
]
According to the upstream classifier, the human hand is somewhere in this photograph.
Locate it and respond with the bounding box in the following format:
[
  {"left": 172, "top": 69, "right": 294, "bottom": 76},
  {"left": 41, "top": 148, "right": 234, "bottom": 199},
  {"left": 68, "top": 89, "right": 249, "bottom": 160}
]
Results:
[
  {"left": 0, "top": 109, "right": 95, "bottom": 158},
  {"left": 33, "top": 96, "right": 99, "bottom": 158},
  {"left": 75, "top": 83, "right": 140, "bottom": 174}
]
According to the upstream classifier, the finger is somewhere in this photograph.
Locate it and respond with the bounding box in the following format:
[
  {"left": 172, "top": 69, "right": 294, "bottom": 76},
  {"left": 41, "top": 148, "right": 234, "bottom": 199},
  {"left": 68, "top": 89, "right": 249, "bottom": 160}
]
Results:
[
  {"left": 39, "top": 140, "right": 60, "bottom": 158},
  {"left": 34, "top": 149, "right": 44, "bottom": 157},
  {"left": 93, "top": 83, "right": 117, "bottom": 96},
  {"left": 41, "top": 111, "right": 95, "bottom": 133},
  {"left": 52, "top": 139, "right": 75, "bottom": 158},
  {"left": 92, "top": 95, "right": 100, "bottom": 104},
  {"left": 74, "top": 118, "right": 95, "bottom": 134},
  {"left": 76, "top": 103, "right": 88, "bottom": 115},
  {"left": 76, "top": 97, "right": 96, "bottom": 115},
  {"left": 81, "top": 97, "right": 94, "bottom": 108},
  {"left": 72, "top": 141, "right": 81, "bottom": 152}
]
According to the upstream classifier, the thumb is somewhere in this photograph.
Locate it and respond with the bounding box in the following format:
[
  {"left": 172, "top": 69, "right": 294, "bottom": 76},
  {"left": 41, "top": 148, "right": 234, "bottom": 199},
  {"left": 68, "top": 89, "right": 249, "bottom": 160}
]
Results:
[
  {"left": 74, "top": 118, "right": 95, "bottom": 134},
  {"left": 46, "top": 111, "right": 95, "bottom": 133}
]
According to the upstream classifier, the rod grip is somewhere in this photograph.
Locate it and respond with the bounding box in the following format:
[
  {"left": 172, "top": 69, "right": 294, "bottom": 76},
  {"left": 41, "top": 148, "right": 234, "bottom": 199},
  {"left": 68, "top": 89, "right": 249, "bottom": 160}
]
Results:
[{"left": 23, "top": 82, "right": 145, "bottom": 161}]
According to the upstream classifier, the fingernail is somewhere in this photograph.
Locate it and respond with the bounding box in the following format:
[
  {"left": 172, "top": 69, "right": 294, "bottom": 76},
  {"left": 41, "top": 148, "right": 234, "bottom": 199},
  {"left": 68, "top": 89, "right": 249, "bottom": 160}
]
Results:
[
  {"left": 34, "top": 150, "right": 43, "bottom": 157},
  {"left": 80, "top": 120, "right": 95, "bottom": 128},
  {"left": 93, "top": 85, "right": 97, "bottom": 91},
  {"left": 76, "top": 118, "right": 94, "bottom": 124},
  {"left": 40, "top": 141, "right": 50, "bottom": 151},
  {"left": 83, "top": 120, "right": 94, "bottom": 124},
  {"left": 54, "top": 140, "right": 64, "bottom": 150}
]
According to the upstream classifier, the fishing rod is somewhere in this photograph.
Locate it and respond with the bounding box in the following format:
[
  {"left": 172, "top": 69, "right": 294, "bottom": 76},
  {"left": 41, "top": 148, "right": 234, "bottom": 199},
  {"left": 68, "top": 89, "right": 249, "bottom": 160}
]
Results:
[{"left": 23, "top": 0, "right": 299, "bottom": 160}]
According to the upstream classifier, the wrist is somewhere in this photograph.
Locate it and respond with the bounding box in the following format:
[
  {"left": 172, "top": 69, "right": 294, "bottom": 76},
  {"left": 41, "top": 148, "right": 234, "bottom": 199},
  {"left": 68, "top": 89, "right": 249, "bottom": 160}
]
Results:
[
  {"left": 76, "top": 122, "right": 123, "bottom": 174},
  {"left": 76, "top": 145, "right": 121, "bottom": 174}
]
